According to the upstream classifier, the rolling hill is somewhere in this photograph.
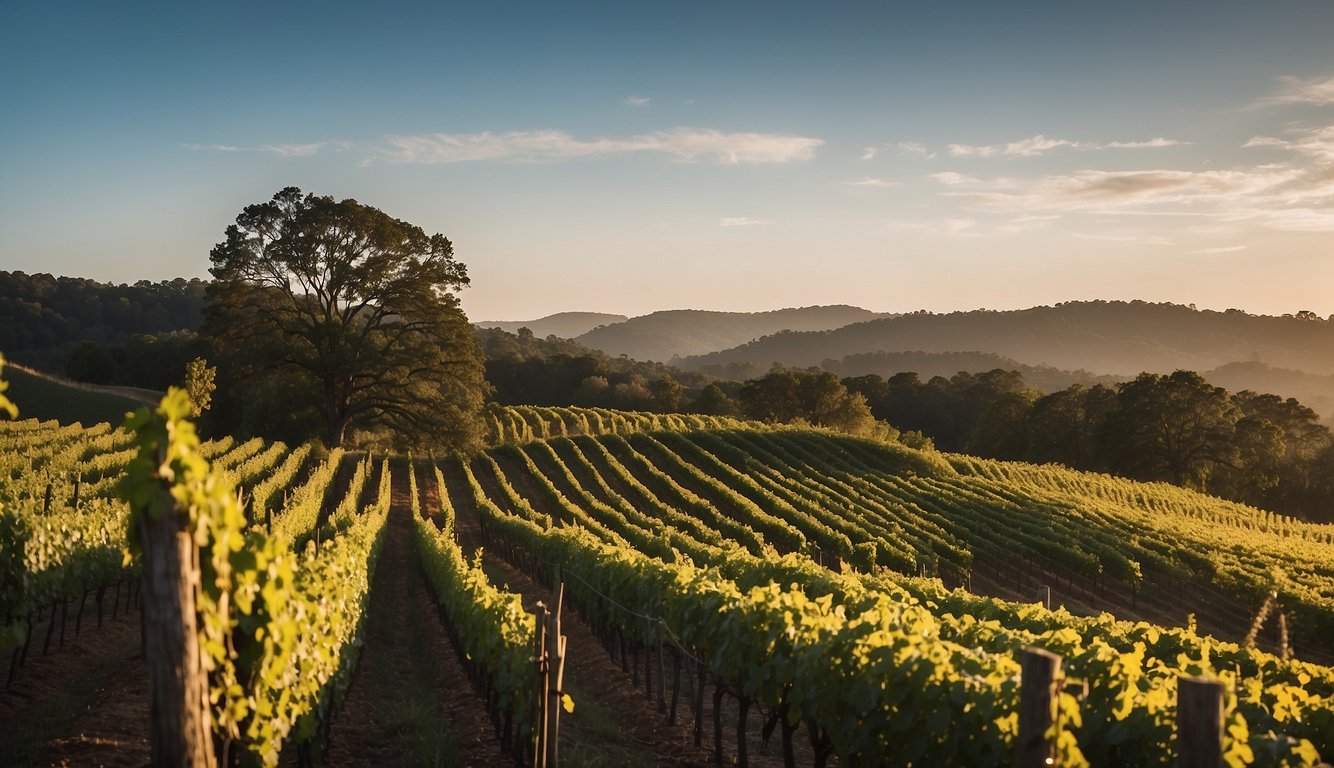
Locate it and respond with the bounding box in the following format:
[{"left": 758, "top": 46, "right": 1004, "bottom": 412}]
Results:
[
  {"left": 474, "top": 311, "right": 628, "bottom": 339},
  {"left": 4, "top": 363, "right": 156, "bottom": 426},
  {"left": 572, "top": 305, "right": 888, "bottom": 362},
  {"left": 675, "top": 302, "right": 1334, "bottom": 408},
  {"left": 679, "top": 302, "right": 1334, "bottom": 375}
]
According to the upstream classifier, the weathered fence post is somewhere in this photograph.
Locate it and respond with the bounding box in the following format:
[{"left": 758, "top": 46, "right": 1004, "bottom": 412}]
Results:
[
  {"left": 1018, "top": 647, "right": 1062, "bottom": 768},
  {"left": 1177, "top": 677, "right": 1223, "bottom": 768},
  {"left": 532, "top": 601, "right": 549, "bottom": 768},
  {"left": 138, "top": 475, "right": 215, "bottom": 767},
  {"left": 545, "top": 582, "right": 567, "bottom": 768}
]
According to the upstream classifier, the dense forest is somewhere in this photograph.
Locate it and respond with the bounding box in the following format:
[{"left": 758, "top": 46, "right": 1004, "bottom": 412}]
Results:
[
  {"left": 0, "top": 270, "right": 207, "bottom": 386},
  {"left": 840, "top": 368, "right": 1334, "bottom": 521}
]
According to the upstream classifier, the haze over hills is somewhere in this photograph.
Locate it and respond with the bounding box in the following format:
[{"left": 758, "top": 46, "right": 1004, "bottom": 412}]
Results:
[
  {"left": 571, "top": 305, "right": 888, "bottom": 363},
  {"left": 678, "top": 302, "right": 1334, "bottom": 375},
  {"left": 660, "top": 301, "right": 1334, "bottom": 419},
  {"left": 1201, "top": 362, "right": 1334, "bottom": 422},
  {"left": 474, "top": 312, "right": 628, "bottom": 340},
  {"left": 474, "top": 300, "right": 1334, "bottom": 419}
]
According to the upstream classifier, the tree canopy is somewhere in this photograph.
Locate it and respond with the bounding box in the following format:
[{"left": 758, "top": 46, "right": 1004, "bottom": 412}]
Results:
[{"left": 204, "top": 187, "right": 486, "bottom": 449}]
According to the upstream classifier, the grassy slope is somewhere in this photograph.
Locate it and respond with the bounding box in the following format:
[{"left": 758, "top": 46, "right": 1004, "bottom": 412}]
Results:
[{"left": 5, "top": 366, "right": 147, "bottom": 427}]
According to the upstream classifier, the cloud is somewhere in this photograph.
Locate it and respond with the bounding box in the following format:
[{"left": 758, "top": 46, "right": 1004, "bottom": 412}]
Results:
[
  {"left": 949, "top": 135, "right": 1073, "bottom": 158},
  {"left": 897, "top": 141, "right": 931, "bottom": 157},
  {"left": 1245, "top": 125, "right": 1334, "bottom": 161},
  {"left": 181, "top": 143, "right": 241, "bottom": 152},
  {"left": 933, "top": 167, "right": 1299, "bottom": 209},
  {"left": 996, "top": 214, "right": 1059, "bottom": 234},
  {"left": 885, "top": 213, "right": 1060, "bottom": 238},
  {"left": 860, "top": 141, "right": 935, "bottom": 160},
  {"left": 265, "top": 143, "right": 326, "bottom": 157},
  {"left": 375, "top": 128, "right": 823, "bottom": 165},
  {"left": 926, "top": 159, "right": 1334, "bottom": 231},
  {"left": 886, "top": 217, "right": 978, "bottom": 236},
  {"left": 1255, "top": 73, "right": 1334, "bottom": 107},
  {"left": 1103, "top": 138, "right": 1184, "bottom": 150},
  {"left": 1188, "top": 245, "right": 1248, "bottom": 254},
  {"left": 946, "top": 134, "right": 1186, "bottom": 158},
  {"left": 180, "top": 141, "right": 339, "bottom": 157},
  {"left": 844, "top": 177, "right": 899, "bottom": 188},
  {"left": 624, "top": 95, "right": 651, "bottom": 106},
  {"left": 720, "top": 217, "right": 770, "bottom": 227}
]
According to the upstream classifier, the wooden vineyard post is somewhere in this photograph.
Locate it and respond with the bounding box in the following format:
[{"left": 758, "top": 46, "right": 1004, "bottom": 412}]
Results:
[
  {"left": 655, "top": 620, "right": 667, "bottom": 714},
  {"left": 1177, "top": 677, "right": 1224, "bottom": 768},
  {"left": 532, "top": 578, "right": 568, "bottom": 768},
  {"left": 546, "top": 582, "right": 567, "bottom": 768},
  {"left": 532, "top": 601, "right": 550, "bottom": 768},
  {"left": 1017, "top": 647, "right": 1062, "bottom": 768},
  {"left": 138, "top": 477, "right": 215, "bottom": 768}
]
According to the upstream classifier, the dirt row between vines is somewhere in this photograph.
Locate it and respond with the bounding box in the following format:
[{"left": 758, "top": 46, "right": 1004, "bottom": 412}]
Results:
[
  {"left": 1, "top": 459, "right": 508, "bottom": 768},
  {"left": 452, "top": 454, "right": 801, "bottom": 768},
  {"left": 318, "top": 459, "right": 508, "bottom": 767},
  {"left": 0, "top": 588, "right": 150, "bottom": 767}
]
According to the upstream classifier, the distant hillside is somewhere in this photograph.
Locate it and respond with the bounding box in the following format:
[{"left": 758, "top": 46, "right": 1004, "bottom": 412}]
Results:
[
  {"left": 1202, "top": 361, "right": 1334, "bottom": 421},
  {"left": 574, "top": 305, "right": 888, "bottom": 363},
  {"left": 475, "top": 312, "right": 628, "bottom": 339},
  {"left": 681, "top": 301, "right": 1334, "bottom": 376}
]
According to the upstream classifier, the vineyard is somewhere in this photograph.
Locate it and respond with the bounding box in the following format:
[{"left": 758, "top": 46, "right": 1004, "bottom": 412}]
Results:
[{"left": 3, "top": 399, "right": 1334, "bottom": 766}]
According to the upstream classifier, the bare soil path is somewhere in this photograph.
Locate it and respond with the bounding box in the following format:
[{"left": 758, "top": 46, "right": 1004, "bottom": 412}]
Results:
[
  {"left": 0, "top": 591, "right": 150, "bottom": 767},
  {"left": 319, "top": 460, "right": 509, "bottom": 768}
]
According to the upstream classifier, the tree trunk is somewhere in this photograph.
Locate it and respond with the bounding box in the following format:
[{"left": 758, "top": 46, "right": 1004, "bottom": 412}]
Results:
[{"left": 139, "top": 503, "right": 215, "bottom": 768}]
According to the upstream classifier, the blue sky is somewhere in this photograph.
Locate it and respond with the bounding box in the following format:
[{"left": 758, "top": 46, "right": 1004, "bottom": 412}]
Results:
[{"left": 3, "top": 1, "right": 1334, "bottom": 320}]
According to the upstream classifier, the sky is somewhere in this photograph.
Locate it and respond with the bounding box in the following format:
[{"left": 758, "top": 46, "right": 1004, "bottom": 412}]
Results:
[{"left": 2, "top": 1, "right": 1334, "bottom": 321}]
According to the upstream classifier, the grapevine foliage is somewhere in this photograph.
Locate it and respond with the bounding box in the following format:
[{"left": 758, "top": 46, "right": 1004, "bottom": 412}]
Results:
[{"left": 116, "top": 388, "right": 390, "bottom": 766}]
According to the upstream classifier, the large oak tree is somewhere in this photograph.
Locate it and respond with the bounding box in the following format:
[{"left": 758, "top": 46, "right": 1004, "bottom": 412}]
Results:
[{"left": 204, "top": 187, "right": 486, "bottom": 449}]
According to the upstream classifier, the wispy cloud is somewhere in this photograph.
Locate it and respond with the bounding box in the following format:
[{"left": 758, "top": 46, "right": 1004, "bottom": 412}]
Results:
[
  {"left": 1245, "top": 125, "right": 1334, "bottom": 161},
  {"left": 720, "top": 217, "right": 770, "bottom": 227},
  {"left": 886, "top": 217, "right": 978, "bottom": 236},
  {"left": 375, "top": 128, "right": 823, "bottom": 165},
  {"left": 180, "top": 141, "right": 343, "bottom": 157},
  {"left": 844, "top": 177, "right": 899, "bottom": 188},
  {"left": 934, "top": 167, "right": 1298, "bottom": 210},
  {"left": 1189, "top": 245, "right": 1248, "bottom": 254},
  {"left": 1103, "top": 138, "right": 1185, "bottom": 150},
  {"left": 996, "top": 214, "right": 1059, "bottom": 234},
  {"left": 1254, "top": 73, "right": 1334, "bottom": 107},
  {"left": 860, "top": 141, "right": 935, "bottom": 160},
  {"left": 946, "top": 134, "right": 1186, "bottom": 158},
  {"left": 624, "top": 95, "right": 651, "bottom": 106},
  {"left": 181, "top": 143, "right": 242, "bottom": 152},
  {"left": 887, "top": 214, "right": 1056, "bottom": 238},
  {"left": 925, "top": 156, "right": 1334, "bottom": 231}
]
